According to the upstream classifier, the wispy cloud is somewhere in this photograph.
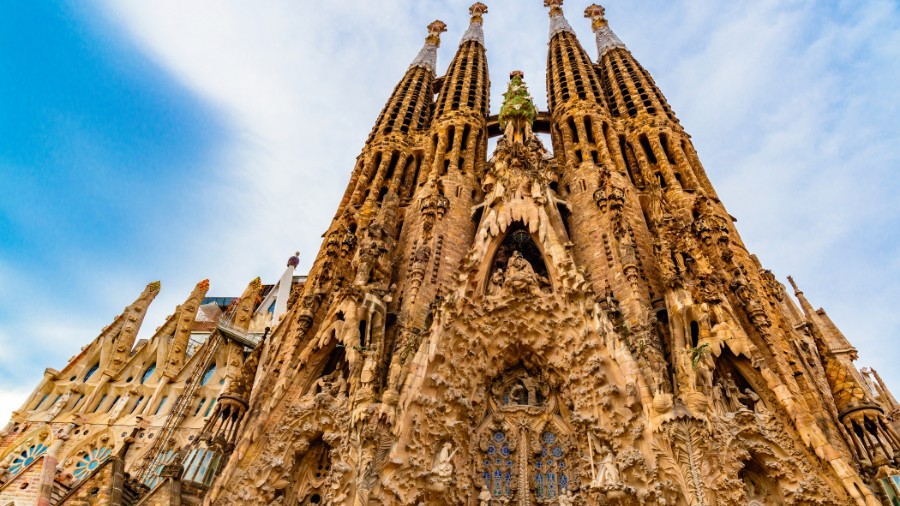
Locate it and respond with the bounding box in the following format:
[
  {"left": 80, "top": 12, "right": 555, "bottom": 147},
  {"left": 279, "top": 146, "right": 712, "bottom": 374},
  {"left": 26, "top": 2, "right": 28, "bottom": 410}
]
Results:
[{"left": 0, "top": 0, "right": 898, "bottom": 423}]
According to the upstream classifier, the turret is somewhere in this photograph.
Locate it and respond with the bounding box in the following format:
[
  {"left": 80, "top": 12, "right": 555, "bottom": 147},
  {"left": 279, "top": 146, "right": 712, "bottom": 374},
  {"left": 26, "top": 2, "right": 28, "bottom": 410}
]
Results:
[
  {"left": 789, "top": 277, "right": 900, "bottom": 469},
  {"left": 395, "top": 3, "right": 490, "bottom": 327},
  {"left": 339, "top": 21, "right": 447, "bottom": 214},
  {"left": 586, "top": 4, "right": 714, "bottom": 198}
]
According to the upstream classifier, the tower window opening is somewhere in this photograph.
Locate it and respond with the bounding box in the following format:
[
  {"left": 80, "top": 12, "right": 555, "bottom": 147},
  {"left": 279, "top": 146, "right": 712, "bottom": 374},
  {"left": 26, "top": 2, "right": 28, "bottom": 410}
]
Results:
[
  {"left": 459, "top": 157, "right": 466, "bottom": 174},
  {"left": 567, "top": 117, "right": 579, "bottom": 144},
  {"left": 460, "top": 124, "right": 471, "bottom": 151},
  {"left": 584, "top": 117, "right": 595, "bottom": 144},
  {"left": 412, "top": 156, "right": 424, "bottom": 188},
  {"left": 446, "top": 126, "right": 456, "bottom": 152},
  {"left": 674, "top": 173, "right": 684, "bottom": 189},
  {"left": 639, "top": 134, "right": 658, "bottom": 164},
  {"left": 590, "top": 151, "right": 599, "bottom": 165},
  {"left": 442, "top": 159, "right": 450, "bottom": 176},
  {"left": 574, "top": 150, "right": 583, "bottom": 164},
  {"left": 378, "top": 187, "right": 389, "bottom": 203},
  {"left": 659, "top": 133, "right": 676, "bottom": 164},
  {"left": 385, "top": 152, "right": 399, "bottom": 181},
  {"left": 619, "top": 136, "right": 642, "bottom": 188},
  {"left": 657, "top": 172, "right": 667, "bottom": 189}
]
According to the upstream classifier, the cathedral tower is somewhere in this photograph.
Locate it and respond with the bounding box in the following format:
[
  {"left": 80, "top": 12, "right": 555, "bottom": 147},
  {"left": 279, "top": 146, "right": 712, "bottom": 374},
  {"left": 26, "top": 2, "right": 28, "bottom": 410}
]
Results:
[{"left": 2, "top": 2, "right": 899, "bottom": 506}]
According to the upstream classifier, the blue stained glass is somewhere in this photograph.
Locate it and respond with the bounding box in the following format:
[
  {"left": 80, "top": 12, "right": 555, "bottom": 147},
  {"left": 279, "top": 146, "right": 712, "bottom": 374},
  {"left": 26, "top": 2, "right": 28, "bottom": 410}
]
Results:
[
  {"left": 495, "top": 458, "right": 501, "bottom": 465},
  {"left": 504, "top": 470, "right": 512, "bottom": 494},
  {"left": 493, "top": 469, "right": 502, "bottom": 496},
  {"left": 488, "top": 445, "right": 496, "bottom": 455},
  {"left": 493, "top": 432, "right": 505, "bottom": 443},
  {"left": 201, "top": 365, "right": 216, "bottom": 386},
  {"left": 83, "top": 363, "right": 99, "bottom": 382},
  {"left": 141, "top": 364, "right": 156, "bottom": 384},
  {"left": 483, "top": 470, "right": 490, "bottom": 487},
  {"left": 536, "top": 461, "right": 542, "bottom": 468},
  {"left": 536, "top": 473, "right": 544, "bottom": 497},
  {"left": 542, "top": 432, "right": 556, "bottom": 444},
  {"left": 547, "top": 460, "right": 554, "bottom": 467},
  {"left": 547, "top": 471, "right": 557, "bottom": 498},
  {"left": 500, "top": 445, "right": 510, "bottom": 456},
  {"left": 73, "top": 446, "right": 112, "bottom": 481},
  {"left": 559, "top": 461, "right": 566, "bottom": 469},
  {"left": 552, "top": 446, "right": 563, "bottom": 457},
  {"left": 541, "top": 447, "right": 548, "bottom": 456},
  {"left": 560, "top": 472, "right": 569, "bottom": 490},
  {"left": 507, "top": 460, "right": 513, "bottom": 466},
  {"left": 484, "top": 459, "right": 490, "bottom": 466},
  {"left": 9, "top": 443, "right": 48, "bottom": 475}
]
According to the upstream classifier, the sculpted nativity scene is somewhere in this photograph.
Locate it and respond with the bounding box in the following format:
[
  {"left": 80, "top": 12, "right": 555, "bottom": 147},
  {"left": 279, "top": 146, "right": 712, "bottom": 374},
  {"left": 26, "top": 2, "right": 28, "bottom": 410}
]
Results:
[{"left": 3, "top": 2, "right": 900, "bottom": 505}]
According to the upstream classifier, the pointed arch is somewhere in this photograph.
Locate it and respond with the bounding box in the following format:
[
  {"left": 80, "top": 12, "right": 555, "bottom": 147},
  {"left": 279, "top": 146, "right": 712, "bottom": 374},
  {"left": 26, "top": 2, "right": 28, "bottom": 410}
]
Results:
[
  {"left": 477, "top": 221, "right": 557, "bottom": 296},
  {"left": 60, "top": 430, "right": 118, "bottom": 482},
  {"left": 0, "top": 426, "right": 53, "bottom": 474}
]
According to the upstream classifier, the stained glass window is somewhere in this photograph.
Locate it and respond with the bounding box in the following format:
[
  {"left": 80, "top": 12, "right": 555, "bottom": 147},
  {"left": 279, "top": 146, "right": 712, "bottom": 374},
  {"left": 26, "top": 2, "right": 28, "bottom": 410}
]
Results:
[
  {"left": 155, "top": 396, "right": 168, "bottom": 415},
  {"left": 482, "top": 431, "right": 514, "bottom": 498},
  {"left": 204, "top": 398, "right": 217, "bottom": 417},
  {"left": 534, "top": 431, "right": 568, "bottom": 500},
  {"left": 194, "top": 398, "right": 206, "bottom": 416},
  {"left": 141, "top": 364, "right": 156, "bottom": 384},
  {"left": 83, "top": 363, "right": 99, "bottom": 382},
  {"left": 73, "top": 446, "right": 113, "bottom": 481},
  {"left": 92, "top": 395, "right": 107, "bottom": 413},
  {"left": 33, "top": 393, "right": 49, "bottom": 410},
  {"left": 144, "top": 450, "right": 176, "bottom": 489},
  {"left": 201, "top": 365, "right": 216, "bottom": 386},
  {"left": 9, "top": 443, "right": 48, "bottom": 475}
]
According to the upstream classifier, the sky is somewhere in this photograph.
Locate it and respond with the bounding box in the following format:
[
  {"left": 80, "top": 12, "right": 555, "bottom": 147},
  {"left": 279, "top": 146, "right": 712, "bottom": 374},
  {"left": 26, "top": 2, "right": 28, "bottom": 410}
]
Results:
[{"left": 0, "top": 0, "right": 898, "bottom": 422}]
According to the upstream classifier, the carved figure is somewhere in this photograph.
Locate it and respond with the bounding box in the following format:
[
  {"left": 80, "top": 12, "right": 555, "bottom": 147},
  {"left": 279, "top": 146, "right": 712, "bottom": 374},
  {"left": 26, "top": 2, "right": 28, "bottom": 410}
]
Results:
[
  {"left": 432, "top": 442, "right": 457, "bottom": 478},
  {"left": 592, "top": 450, "right": 621, "bottom": 488}
]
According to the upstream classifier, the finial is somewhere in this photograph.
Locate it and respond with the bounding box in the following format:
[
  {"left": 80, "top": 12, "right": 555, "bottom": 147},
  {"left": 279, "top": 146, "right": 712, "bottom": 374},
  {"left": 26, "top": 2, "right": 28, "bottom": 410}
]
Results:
[
  {"left": 287, "top": 251, "right": 300, "bottom": 268},
  {"left": 585, "top": 3, "right": 626, "bottom": 57},
  {"left": 461, "top": 3, "right": 488, "bottom": 45},
  {"left": 426, "top": 20, "right": 448, "bottom": 46},
  {"left": 584, "top": 4, "right": 607, "bottom": 29},
  {"left": 250, "top": 277, "right": 262, "bottom": 289},
  {"left": 544, "top": 0, "right": 564, "bottom": 16},
  {"left": 411, "top": 21, "right": 447, "bottom": 72},
  {"left": 197, "top": 279, "right": 210, "bottom": 291},
  {"left": 499, "top": 71, "right": 537, "bottom": 144},
  {"left": 148, "top": 281, "right": 161, "bottom": 292},
  {"left": 787, "top": 275, "right": 801, "bottom": 294},
  {"left": 470, "top": 2, "right": 488, "bottom": 21},
  {"left": 544, "top": 0, "right": 574, "bottom": 37}
]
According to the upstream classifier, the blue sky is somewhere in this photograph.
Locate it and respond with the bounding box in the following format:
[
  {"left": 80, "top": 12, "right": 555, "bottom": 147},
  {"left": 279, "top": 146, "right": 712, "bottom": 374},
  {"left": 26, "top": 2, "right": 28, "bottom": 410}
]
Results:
[{"left": 1, "top": 0, "right": 898, "bottom": 421}]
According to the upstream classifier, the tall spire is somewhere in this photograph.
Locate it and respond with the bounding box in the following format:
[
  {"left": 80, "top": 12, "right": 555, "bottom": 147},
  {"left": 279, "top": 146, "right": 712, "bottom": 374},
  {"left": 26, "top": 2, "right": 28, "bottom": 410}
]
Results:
[
  {"left": 584, "top": 4, "right": 626, "bottom": 59},
  {"left": 545, "top": 0, "right": 574, "bottom": 37},
  {"left": 105, "top": 280, "right": 161, "bottom": 372},
  {"left": 461, "top": 3, "right": 488, "bottom": 45},
  {"left": 410, "top": 20, "right": 447, "bottom": 73}
]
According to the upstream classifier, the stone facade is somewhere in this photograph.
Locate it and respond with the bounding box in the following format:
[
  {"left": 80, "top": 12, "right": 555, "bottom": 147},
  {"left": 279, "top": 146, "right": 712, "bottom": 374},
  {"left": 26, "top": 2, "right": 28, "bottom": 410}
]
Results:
[{"left": 3, "top": 2, "right": 900, "bottom": 505}]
